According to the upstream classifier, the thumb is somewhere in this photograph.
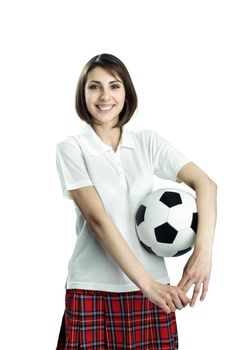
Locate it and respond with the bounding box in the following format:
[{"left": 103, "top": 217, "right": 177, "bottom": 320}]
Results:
[
  {"left": 177, "top": 276, "right": 187, "bottom": 289},
  {"left": 177, "top": 277, "right": 191, "bottom": 294}
]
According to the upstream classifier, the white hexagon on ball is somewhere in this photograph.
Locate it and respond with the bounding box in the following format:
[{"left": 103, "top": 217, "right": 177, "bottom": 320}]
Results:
[
  {"left": 173, "top": 228, "right": 195, "bottom": 251},
  {"left": 168, "top": 205, "right": 193, "bottom": 231},
  {"left": 144, "top": 201, "right": 169, "bottom": 228}
]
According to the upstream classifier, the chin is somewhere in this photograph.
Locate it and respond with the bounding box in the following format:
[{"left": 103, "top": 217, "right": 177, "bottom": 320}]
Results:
[{"left": 93, "top": 115, "right": 120, "bottom": 125}]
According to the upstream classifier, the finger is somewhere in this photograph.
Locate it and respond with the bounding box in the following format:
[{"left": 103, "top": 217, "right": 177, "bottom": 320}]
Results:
[
  {"left": 162, "top": 303, "right": 172, "bottom": 315},
  {"left": 177, "top": 288, "right": 191, "bottom": 306},
  {"left": 165, "top": 299, "right": 176, "bottom": 313},
  {"left": 172, "top": 294, "right": 185, "bottom": 310},
  {"left": 190, "top": 282, "right": 201, "bottom": 307},
  {"left": 200, "top": 279, "right": 209, "bottom": 301}
]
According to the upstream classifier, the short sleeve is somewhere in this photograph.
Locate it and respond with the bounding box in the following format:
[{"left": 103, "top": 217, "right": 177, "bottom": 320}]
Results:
[
  {"left": 150, "top": 131, "right": 191, "bottom": 183},
  {"left": 56, "top": 140, "right": 93, "bottom": 200}
]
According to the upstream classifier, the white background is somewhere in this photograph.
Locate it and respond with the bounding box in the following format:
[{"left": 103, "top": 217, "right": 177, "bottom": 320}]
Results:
[{"left": 0, "top": 0, "right": 251, "bottom": 349}]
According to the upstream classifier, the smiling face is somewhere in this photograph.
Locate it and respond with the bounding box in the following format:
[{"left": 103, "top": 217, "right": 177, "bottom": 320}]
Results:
[{"left": 85, "top": 66, "right": 126, "bottom": 127}]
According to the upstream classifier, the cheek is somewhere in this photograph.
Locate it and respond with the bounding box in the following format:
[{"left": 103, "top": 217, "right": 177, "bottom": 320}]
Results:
[
  {"left": 85, "top": 92, "right": 96, "bottom": 106},
  {"left": 85, "top": 98, "right": 96, "bottom": 114},
  {"left": 116, "top": 91, "right": 126, "bottom": 104}
]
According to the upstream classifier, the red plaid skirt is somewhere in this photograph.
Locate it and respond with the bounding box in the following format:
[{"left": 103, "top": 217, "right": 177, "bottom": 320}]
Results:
[{"left": 56, "top": 288, "right": 178, "bottom": 350}]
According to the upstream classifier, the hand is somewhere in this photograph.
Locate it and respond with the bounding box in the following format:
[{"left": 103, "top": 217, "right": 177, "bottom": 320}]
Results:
[
  {"left": 140, "top": 279, "right": 191, "bottom": 314},
  {"left": 177, "top": 248, "right": 212, "bottom": 307}
]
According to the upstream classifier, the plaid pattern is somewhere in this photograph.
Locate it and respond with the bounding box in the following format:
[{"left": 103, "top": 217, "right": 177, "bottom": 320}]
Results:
[{"left": 56, "top": 288, "right": 178, "bottom": 350}]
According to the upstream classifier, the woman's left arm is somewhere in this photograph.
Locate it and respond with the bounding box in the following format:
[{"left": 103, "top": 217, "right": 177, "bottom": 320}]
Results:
[{"left": 176, "top": 161, "right": 218, "bottom": 307}]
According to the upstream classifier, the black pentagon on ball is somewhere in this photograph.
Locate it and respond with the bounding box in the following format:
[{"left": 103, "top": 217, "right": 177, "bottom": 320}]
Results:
[
  {"left": 160, "top": 191, "right": 182, "bottom": 208},
  {"left": 155, "top": 222, "right": 178, "bottom": 244},
  {"left": 135, "top": 204, "right": 146, "bottom": 226},
  {"left": 191, "top": 212, "right": 198, "bottom": 232},
  {"left": 173, "top": 247, "right": 192, "bottom": 257}
]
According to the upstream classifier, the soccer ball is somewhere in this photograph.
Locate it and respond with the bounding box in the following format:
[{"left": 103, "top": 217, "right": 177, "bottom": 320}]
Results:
[{"left": 135, "top": 188, "right": 198, "bottom": 257}]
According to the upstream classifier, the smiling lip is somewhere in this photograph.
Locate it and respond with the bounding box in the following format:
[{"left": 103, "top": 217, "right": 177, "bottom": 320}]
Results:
[{"left": 96, "top": 104, "right": 115, "bottom": 111}]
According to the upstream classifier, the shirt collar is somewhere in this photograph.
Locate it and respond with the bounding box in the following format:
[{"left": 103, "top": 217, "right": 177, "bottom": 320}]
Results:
[{"left": 80, "top": 122, "right": 136, "bottom": 156}]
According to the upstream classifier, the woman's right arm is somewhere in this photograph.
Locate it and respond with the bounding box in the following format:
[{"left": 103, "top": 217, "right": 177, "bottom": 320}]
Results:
[{"left": 69, "top": 186, "right": 191, "bottom": 314}]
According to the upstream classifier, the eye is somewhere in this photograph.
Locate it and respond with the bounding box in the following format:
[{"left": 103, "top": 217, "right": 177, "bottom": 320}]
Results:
[
  {"left": 88, "top": 84, "right": 99, "bottom": 89},
  {"left": 111, "top": 84, "right": 120, "bottom": 89}
]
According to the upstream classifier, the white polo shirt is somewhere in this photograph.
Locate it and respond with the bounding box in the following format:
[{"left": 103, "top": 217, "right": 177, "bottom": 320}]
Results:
[{"left": 56, "top": 122, "right": 190, "bottom": 292}]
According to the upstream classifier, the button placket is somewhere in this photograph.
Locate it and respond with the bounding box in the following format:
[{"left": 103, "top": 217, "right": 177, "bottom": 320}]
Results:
[
  {"left": 111, "top": 149, "right": 128, "bottom": 189},
  {"left": 114, "top": 148, "right": 123, "bottom": 175}
]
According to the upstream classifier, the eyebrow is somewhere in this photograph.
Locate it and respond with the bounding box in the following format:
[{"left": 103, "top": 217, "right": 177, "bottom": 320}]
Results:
[{"left": 88, "top": 80, "right": 122, "bottom": 84}]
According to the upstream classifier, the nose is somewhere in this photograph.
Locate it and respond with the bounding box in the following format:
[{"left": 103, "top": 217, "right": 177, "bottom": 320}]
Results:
[{"left": 99, "top": 87, "right": 112, "bottom": 101}]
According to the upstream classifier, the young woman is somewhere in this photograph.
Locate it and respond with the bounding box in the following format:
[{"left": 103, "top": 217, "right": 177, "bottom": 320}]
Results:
[{"left": 55, "top": 53, "right": 217, "bottom": 349}]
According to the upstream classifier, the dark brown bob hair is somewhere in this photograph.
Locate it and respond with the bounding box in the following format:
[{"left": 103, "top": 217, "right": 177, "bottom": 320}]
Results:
[{"left": 75, "top": 53, "right": 138, "bottom": 129}]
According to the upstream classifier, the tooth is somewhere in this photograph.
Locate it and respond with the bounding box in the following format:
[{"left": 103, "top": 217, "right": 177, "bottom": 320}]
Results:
[{"left": 97, "top": 105, "right": 113, "bottom": 110}]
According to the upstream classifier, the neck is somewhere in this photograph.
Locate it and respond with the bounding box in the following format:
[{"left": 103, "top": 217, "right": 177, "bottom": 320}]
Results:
[{"left": 91, "top": 123, "right": 122, "bottom": 149}]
